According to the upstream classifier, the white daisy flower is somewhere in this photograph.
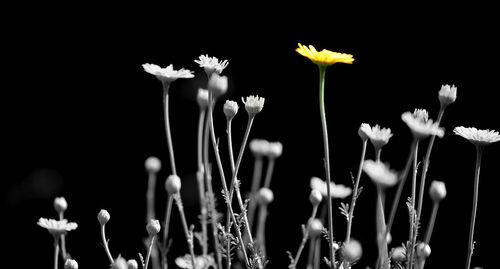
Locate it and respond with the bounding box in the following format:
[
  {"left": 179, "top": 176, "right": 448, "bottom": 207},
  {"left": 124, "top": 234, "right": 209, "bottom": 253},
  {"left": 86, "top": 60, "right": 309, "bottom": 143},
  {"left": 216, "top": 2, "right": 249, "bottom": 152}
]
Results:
[
  {"left": 267, "top": 142, "right": 283, "bottom": 158},
  {"left": 310, "top": 176, "right": 352, "bottom": 199},
  {"left": 142, "top": 63, "right": 194, "bottom": 84},
  {"left": 438, "top": 84, "right": 457, "bottom": 107},
  {"left": 401, "top": 110, "right": 444, "bottom": 139},
  {"left": 37, "top": 218, "right": 78, "bottom": 237},
  {"left": 362, "top": 160, "right": 398, "bottom": 187},
  {"left": 359, "top": 123, "right": 393, "bottom": 149},
  {"left": 242, "top": 95, "right": 265, "bottom": 116},
  {"left": 453, "top": 126, "right": 500, "bottom": 146},
  {"left": 194, "top": 54, "right": 229, "bottom": 76},
  {"left": 175, "top": 254, "right": 215, "bottom": 269}
]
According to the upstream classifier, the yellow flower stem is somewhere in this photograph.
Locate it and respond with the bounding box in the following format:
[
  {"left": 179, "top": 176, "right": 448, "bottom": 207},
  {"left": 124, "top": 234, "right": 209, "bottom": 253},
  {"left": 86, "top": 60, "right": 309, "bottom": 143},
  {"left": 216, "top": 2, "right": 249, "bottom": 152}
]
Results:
[
  {"left": 207, "top": 93, "right": 250, "bottom": 268},
  {"left": 407, "top": 141, "right": 420, "bottom": 269},
  {"left": 197, "top": 109, "right": 209, "bottom": 257},
  {"left": 100, "top": 223, "right": 114, "bottom": 264},
  {"left": 290, "top": 204, "right": 319, "bottom": 269},
  {"left": 144, "top": 235, "right": 157, "bottom": 269},
  {"left": 174, "top": 194, "right": 197, "bottom": 269},
  {"left": 386, "top": 138, "right": 417, "bottom": 237},
  {"left": 466, "top": 146, "right": 483, "bottom": 269},
  {"left": 345, "top": 139, "right": 368, "bottom": 243},
  {"left": 416, "top": 107, "right": 445, "bottom": 219},
  {"left": 318, "top": 65, "right": 336, "bottom": 269},
  {"left": 53, "top": 236, "right": 60, "bottom": 269}
]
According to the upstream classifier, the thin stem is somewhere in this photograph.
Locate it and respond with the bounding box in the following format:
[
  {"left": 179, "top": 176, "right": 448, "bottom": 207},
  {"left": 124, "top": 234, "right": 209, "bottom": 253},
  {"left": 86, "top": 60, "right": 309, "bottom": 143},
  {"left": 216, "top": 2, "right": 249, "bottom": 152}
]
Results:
[
  {"left": 466, "top": 146, "right": 483, "bottom": 269},
  {"left": 197, "top": 109, "right": 208, "bottom": 256},
  {"left": 291, "top": 204, "right": 319, "bottom": 269},
  {"left": 53, "top": 237, "right": 60, "bottom": 269},
  {"left": 146, "top": 172, "right": 157, "bottom": 221},
  {"left": 248, "top": 156, "right": 264, "bottom": 230},
  {"left": 162, "top": 83, "right": 177, "bottom": 176},
  {"left": 262, "top": 157, "right": 276, "bottom": 189},
  {"left": 416, "top": 107, "right": 445, "bottom": 219},
  {"left": 306, "top": 237, "right": 316, "bottom": 269},
  {"left": 423, "top": 202, "right": 440, "bottom": 244},
  {"left": 229, "top": 115, "right": 255, "bottom": 194},
  {"left": 346, "top": 139, "right": 368, "bottom": 243},
  {"left": 407, "top": 141, "right": 420, "bottom": 269},
  {"left": 313, "top": 237, "right": 321, "bottom": 269},
  {"left": 318, "top": 65, "right": 335, "bottom": 269},
  {"left": 162, "top": 196, "right": 174, "bottom": 254},
  {"left": 58, "top": 212, "right": 68, "bottom": 260},
  {"left": 144, "top": 235, "right": 157, "bottom": 269},
  {"left": 227, "top": 118, "right": 236, "bottom": 172},
  {"left": 174, "top": 194, "right": 197, "bottom": 268},
  {"left": 375, "top": 186, "right": 389, "bottom": 269},
  {"left": 256, "top": 204, "right": 269, "bottom": 258},
  {"left": 386, "top": 138, "right": 417, "bottom": 236},
  {"left": 100, "top": 224, "right": 114, "bottom": 264},
  {"left": 207, "top": 93, "right": 250, "bottom": 268}
]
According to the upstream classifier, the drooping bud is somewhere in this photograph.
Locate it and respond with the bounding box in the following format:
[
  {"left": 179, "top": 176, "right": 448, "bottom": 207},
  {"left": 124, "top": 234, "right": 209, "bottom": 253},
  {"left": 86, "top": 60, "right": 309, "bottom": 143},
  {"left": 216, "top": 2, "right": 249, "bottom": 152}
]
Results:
[{"left": 127, "top": 259, "right": 139, "bottom": 269}]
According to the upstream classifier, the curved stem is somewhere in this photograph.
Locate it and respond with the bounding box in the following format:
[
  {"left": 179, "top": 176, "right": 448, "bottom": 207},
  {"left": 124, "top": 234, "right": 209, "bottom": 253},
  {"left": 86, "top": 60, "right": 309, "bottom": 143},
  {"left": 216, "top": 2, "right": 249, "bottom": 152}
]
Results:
[
  {"left": 423, "top": 202, "right": 439, "bottom": 244},
  {"left": 386, "top": 138, "right": 417, "bottom": 236},
  {"left": 466, "top": 146, "right": 483, "bottom": 269},
  {"left": 229, "top": 115, "right": 255, "bottom": 195},
  {"left": 100, "top": 224, "right": 114, "bottom": 264},
  {"left": 145, "top": 235, "right": 157, "bottom": 269},
  {"left": 346, "top": 140, "right": 368, "bottom": 243},
  {"left": 318, "top": 65, "right": 335, "bottom": 269},
  {"left": 162, "top": 83, "right": 177, "bottom": 176},
  {"left": 416, "top": 107, "right": 445, "bottom": 219}
]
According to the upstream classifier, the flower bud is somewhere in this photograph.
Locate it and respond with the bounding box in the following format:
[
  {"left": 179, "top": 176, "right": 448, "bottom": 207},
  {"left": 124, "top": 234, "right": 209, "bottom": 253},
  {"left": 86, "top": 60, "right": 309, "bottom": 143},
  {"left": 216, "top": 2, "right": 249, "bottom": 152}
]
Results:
[
  {"left": 196, "top": 88, "right": 209, "bottom": 109},
  {"left": 358, "top": 123, "right": 371, "bottom": 141},
  {"left": 309, "top": 189, "right": 323, "bottom": 206},
  {"left": 146, "top": 219, "right": 161, "bottom": 236},
  {"left": 307, "top": 218, "right": 323, "bottom": 238},
  {"left": 97, "top": 209, "right": 110, "bottom": 225},
  {"left": 267, "top": 142, "right": 283, "bottom": 158},
  {"left": 64, "top": 259, "right": 79, "bottom": 269},
  {"left": 438, "top": 84, "right": 457, "bottom": 107},
  {"left": 165, "top": 175, "right": 182, "bottom": 195},
  {"left": 341, "top": 239, "right": 363, "bottom": 262},
  {"left": 207, "top": 73, "right": 228, "bottom": 98},
  {"left": 429, "top": 180, "right": 447, "bottom": 202},
  {"left": 416, "top": 242, "right": 431, "bottom": 259},
  {"left": 127, "top": 259, "right": 138, "bottom": 269},
  {"left": 256, "top": 188, "right": 274, "bottom": 205},
  {"left": 249, "top": 139, "right": 269, "bottom": 157},
  {"left": 145, "top": 156, "right": 161, "bottom": 173},
  {"left": 242, "top": 95, "right": 265, "bottom": 116},
  {"left": 391, "top": 246, "right": 406, "bottom": 262},
  {"left": 54, "top": 197, "right": 68, "bottom": 214},
  {"left": 111, "top": 257, "right": 128, "bottom": 269},
  {"left": 223, "top": 100, "right": 239, "bottom": 119}
]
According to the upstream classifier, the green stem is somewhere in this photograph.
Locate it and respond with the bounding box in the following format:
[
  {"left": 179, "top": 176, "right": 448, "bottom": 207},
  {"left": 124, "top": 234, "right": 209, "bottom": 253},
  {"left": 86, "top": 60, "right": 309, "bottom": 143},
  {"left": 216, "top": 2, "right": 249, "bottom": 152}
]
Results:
[
  {"left": 345, "top": 140, "right": 368, "bottom": 243},
  {"left": 386, "top": 138, "right": 417, "bottom": 236},
  {"left": 466, "top": 146, "right": 483, "bottom": 269},
  {"left": 174, "top": 194, "right": 197, "bottom": 269},
  {"left": 416, "top": 107, "right": 445, "bottom": 219},
  {"left": 100, "top": 224, "right": 114, "bottom": 264},
  {"left": 162, "top": 83, "right": 177, "bottom": 176},
  {"left": 423, "top": 202, "right": 439, "bottom": 244},
  {"left": 318, "top": 65, "right": 335, "bottom": 269}
]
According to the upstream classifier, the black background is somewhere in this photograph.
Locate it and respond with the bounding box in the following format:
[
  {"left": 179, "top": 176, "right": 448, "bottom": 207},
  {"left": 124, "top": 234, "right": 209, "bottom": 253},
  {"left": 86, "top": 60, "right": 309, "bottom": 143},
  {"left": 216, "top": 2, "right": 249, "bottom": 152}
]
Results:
[{"left": 2, "top": 3, "right": 499, "bottom": 269}]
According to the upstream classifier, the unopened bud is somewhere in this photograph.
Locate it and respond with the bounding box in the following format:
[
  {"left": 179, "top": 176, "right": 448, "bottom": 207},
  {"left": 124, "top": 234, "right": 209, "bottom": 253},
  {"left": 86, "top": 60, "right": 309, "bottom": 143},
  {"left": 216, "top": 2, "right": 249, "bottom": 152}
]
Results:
[
  {"left": 341, "top": 239, "right": 363, "bottom": 262},
  {"left": 97, "top": 209, "right": 110, "bottom": 225},
  {"left": 64, "top": 259, "right": 79, "bottom": 269},
  {"left": 391, "top": 246, "right": 406, "bottom": 262},
  {"left": 145, "top": 156, "right": 161, "bottom": 173},
  {"left": 256, "top": 188, "right": 274, "bottom": 205},
  {"left": 429, "top": 181, "right": 447, "bottom": 202},
  {"left": 223, "top": 100, "right": 239, "bottom": 119},
  {"left": 54, "top": 197, "right": 68, "bottom": 214},
  {"left": 111, "top": 257, "right": 128, "bottom": 269},
  {"left": 416, "top": 242, "right": 431, "bottom": 259},
  {"left": 146, "top": 219, "right": 161, "bottom": 236},
  {"left": 196, "top": 88, "right": 209, "bottom": 109},
  {"left": 207, "top": 73, "right": 228, "bottom": 98},
  {"left": 267, "top": 142, "right": 283, "bottom": 158},
  {"left": 165, "top": 175, "right": 182, "bottom": 195},
  {"left": 307, "top": 218, "right": 323, "bottom": 238},
  {"left": 309, "top": 189, "right": 323, "bottom": 206},
  {"left": 127, "top": 259, "right": 139, "bottom": 269}
]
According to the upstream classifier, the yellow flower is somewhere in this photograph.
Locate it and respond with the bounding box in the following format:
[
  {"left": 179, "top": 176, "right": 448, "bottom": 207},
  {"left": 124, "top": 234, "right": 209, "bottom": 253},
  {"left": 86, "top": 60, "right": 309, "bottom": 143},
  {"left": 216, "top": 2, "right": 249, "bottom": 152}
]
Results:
[{"left": 296, "top": 43, "right": 354, "bottom": 66}]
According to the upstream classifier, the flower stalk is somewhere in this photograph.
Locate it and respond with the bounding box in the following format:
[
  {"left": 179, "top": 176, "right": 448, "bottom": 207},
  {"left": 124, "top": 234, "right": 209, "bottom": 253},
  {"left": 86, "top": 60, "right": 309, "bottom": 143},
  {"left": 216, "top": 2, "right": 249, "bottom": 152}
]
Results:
[{"left": 466, "top": 146, "right": 483, "bottom": 269}]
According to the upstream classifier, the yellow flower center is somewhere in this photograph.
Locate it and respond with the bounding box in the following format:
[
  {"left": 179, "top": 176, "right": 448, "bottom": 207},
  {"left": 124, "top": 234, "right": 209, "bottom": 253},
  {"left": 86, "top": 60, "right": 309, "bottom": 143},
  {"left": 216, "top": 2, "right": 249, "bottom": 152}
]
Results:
[{"left": 296, "top": 43, "right": 354, "bottom": 66}]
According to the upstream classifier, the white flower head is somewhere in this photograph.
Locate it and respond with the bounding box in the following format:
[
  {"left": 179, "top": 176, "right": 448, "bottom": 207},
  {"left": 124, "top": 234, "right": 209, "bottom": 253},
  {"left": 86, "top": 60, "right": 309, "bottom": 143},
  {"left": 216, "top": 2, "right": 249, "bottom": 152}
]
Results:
[
  {"left": 267, "top": 142, "right": 283, "bottom": 158},
  {"left": 310, "top": 176, "right": 352, "bottom": 199},
  {"left": 127, "top": 259, "right": 139, "bottom": 269},
  {"left": 64, "top": 259, "right": 79, "bottom": 269},
  {"left": 361, "top": 123, "right": 393, "bottom": 149},
  {"left": 145, "top": 156, "right": 161, "bottom": 173},
  {"left": 307, "top": 218, "right": 324, "bottom": 238},
  {"left": 142, "top": 63, "right": 194, "bottom": 85},
  {"left": 223, "top": 100, "right": 239, "bottom": 119},
  {"left": 453, "top": 126, "right": 500, "bottom": 146},
  {"left": 53, "top": 197, "right": 68, "bottom": 214},
  {"left": 196, "top": 88, "right": 209, "bottom": 109},
  {"left": 256, "top": 187, "right": 274, "bottom": 205},
  {"left": 37, "top": 218, "right": 78, "bottom": 238},
  {"left": 342, "top": 239, "right": 363, "bottom": 262},
  {"left": 207, "top": 73, "right": 228, "bottom": 98},
  {"left": 358, "top": 123, "right": 372, "bottom": 141},
  {"left": 429, "top": 180, "right": 447, "bottom": 202},
  {"left": 175, "top": 254, "right": 215, "bottom": 269},
  {"left": 111, "top": 257, "right": 128, "bottom": 269},
  {"left": 194, "top": 54, "right": 229, "bottom": 77},
  {"left": 242, "top": 95, "right": 265, "bottom": 116},
  {"left": 249, "top": 139, "right": 270, "bottom": 157},
  {"left": 438, "top": 84, "right": 457, "bottom": 107},
  {"left": 146, "top": 219, "right": 161, "bottom": 236},
  {"left": 362, "top": 160, "right": 398, "bottom": 188},
  {"left": 401, "top": 110, "right": 444, "bottom": 139}
]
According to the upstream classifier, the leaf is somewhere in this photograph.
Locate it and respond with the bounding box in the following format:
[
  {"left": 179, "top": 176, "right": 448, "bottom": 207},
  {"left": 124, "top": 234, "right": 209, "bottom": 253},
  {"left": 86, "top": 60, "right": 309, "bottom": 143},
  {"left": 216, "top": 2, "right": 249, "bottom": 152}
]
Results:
[{"left": 339, "top": 202, "right": 350, "bottom": 222}]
